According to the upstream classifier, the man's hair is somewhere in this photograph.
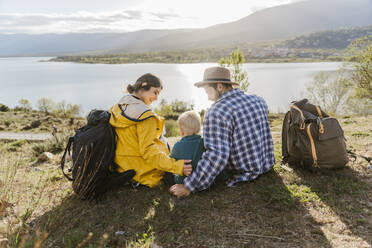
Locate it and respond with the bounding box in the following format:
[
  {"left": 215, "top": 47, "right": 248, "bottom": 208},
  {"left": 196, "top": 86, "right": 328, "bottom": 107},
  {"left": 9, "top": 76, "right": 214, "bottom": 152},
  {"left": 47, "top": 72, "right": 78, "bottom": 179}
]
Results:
[
  {"left": 208, "top": 83, "right": 233, "bottom": 90},
  {"left": 178, "top": 111, "right": 201, "bottom": 136}
]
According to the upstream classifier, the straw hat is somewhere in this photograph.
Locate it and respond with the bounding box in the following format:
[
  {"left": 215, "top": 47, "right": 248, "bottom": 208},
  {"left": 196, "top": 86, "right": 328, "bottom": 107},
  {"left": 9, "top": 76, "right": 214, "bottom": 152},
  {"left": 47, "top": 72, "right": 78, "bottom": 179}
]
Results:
[{"left": 194, "top": 66, "right": 239, "bottom": 87}]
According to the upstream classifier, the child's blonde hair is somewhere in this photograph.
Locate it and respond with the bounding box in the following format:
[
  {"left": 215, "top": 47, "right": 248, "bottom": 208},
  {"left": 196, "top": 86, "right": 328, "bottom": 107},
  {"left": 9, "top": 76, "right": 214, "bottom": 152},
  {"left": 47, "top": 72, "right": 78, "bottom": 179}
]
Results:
[{"left": 177, "top": 111, "right": 201, "bottom": 136}]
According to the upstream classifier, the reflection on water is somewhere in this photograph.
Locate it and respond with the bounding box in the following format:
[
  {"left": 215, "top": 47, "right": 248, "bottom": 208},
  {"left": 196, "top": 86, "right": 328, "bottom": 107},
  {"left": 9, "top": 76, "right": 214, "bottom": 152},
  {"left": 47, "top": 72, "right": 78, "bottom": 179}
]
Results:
[{"left": 0, "top": 58, "right": 343, "bottom": 114}]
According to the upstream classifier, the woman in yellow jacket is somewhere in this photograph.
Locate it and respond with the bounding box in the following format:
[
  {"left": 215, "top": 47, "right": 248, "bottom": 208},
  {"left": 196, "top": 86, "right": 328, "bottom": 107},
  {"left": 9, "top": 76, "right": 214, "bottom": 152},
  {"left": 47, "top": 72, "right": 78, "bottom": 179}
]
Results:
[{"left": 110, "top": 73, "right": 192, "bottom": 187}]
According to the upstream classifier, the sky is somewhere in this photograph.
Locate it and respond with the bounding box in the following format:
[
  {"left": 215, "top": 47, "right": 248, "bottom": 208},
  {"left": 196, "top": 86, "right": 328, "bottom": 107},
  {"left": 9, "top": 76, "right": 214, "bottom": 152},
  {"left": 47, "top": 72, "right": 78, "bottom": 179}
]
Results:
[{"left": 0, "top": 0, "right": 304, "bottom": 34}]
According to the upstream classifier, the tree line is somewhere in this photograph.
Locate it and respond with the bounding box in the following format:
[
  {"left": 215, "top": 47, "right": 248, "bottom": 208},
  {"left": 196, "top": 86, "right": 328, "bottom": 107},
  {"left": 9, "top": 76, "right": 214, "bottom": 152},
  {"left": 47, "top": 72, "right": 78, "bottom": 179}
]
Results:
[
  {"left": 0, "top": 98, "right": 81, "bottom": 118},
  {"left": 302, "top": 35, "right": 372, "bottom": 115}
]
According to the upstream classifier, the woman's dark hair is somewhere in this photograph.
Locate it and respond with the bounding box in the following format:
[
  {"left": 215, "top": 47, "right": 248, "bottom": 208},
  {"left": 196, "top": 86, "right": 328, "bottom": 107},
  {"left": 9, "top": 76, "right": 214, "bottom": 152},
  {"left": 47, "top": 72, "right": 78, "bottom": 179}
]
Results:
[{"left": 126, "top": 73, "right": 163, "bottom": 93}]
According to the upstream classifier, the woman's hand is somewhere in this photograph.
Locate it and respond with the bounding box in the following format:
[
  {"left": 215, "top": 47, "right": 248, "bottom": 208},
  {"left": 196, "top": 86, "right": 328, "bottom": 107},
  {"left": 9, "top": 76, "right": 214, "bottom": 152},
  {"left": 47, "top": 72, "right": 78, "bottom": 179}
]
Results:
[
  {"left": 183, "top": 160, "right": 192, "bottom": 176},
  {"left": 169, "top": 184, "right": 191, "bottom": 198}
]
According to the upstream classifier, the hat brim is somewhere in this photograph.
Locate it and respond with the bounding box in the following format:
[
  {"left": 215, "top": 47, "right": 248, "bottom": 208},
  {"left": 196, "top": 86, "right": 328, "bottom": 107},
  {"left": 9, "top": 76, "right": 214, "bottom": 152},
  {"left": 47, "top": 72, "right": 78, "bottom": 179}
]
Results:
[{"left": 194, "top": 81, "right": 240, "bottom": 88}]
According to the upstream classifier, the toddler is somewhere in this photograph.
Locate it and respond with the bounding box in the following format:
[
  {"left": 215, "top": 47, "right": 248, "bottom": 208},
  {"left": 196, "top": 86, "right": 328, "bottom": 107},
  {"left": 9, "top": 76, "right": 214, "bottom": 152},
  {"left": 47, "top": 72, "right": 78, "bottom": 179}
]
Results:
[{"left": 170, "top": 111, "right": 204, "bottom": 184}]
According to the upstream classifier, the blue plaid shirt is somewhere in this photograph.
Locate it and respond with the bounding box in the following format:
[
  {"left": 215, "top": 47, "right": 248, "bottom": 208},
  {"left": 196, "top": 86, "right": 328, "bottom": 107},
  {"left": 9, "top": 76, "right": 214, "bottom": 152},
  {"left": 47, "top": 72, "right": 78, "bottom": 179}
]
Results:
[{"left": 184, "top": 88, "right": 275, "bottom": 192}]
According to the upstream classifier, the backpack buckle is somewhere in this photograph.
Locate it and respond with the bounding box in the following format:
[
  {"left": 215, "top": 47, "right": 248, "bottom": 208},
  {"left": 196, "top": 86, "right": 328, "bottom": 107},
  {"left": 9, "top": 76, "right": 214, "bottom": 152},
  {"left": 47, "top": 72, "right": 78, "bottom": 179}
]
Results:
[
  {"left": 317, "top": 117, "right": 325, "bottom": 134},
  {"left": 300, "top": 122, "right": 305, "bottom": 130}
]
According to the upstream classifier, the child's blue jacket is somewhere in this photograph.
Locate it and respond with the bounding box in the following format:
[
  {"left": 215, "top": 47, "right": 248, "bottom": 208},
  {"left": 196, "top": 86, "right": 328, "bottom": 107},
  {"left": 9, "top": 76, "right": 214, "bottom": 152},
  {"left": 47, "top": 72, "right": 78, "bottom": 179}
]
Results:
[{"left": 170, "top": 134, "right": 204, "bottom": 184}]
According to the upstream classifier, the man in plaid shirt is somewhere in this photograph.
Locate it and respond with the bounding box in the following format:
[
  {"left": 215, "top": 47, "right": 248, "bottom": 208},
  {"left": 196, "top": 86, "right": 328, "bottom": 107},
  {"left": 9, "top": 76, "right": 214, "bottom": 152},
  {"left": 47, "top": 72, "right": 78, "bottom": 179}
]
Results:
[{"left": 170, "top": 66, "right": 275, "bottom": 197}]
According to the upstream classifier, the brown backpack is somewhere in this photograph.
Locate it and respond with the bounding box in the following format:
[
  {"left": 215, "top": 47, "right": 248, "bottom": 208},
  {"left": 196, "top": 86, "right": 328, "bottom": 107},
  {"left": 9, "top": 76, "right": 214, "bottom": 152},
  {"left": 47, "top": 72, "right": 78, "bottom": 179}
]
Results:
[{"left": 282, "top": 99, "right": 348, "bottom": 170}]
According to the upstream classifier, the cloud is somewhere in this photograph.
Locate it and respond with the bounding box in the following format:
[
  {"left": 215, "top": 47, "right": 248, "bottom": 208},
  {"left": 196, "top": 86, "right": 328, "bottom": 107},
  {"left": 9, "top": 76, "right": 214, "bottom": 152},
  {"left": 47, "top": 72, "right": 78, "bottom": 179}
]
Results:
[
  {"left": 149, "top": 12, "right": 182, "bottom": 20},
  {"left": 0, "top": 0, "right": 303, "bottom": 34},
  {"left": 0, "top": 10, "right": 183, "bottom": 34}
]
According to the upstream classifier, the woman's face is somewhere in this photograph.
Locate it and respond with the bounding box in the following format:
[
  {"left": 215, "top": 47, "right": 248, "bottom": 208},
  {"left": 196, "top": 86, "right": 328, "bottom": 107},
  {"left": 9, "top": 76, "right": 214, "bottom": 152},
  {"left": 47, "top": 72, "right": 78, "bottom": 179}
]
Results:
[
  {"left": 203, "top": 85, "right": 219, "bottom": 102},
  {"left": 139, "top": 86, "right": 161, "bottom": 106}
]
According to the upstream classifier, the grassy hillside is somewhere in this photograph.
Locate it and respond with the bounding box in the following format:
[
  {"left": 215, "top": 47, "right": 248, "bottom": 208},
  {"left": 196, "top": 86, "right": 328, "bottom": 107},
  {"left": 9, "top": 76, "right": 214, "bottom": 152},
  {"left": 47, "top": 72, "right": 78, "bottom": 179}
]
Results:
[
  {"left": 0, "top": 112, "right": 371, "bottom": 247},
  {"left": 0, "top": 110, "right": 84, "bottom": 134}
]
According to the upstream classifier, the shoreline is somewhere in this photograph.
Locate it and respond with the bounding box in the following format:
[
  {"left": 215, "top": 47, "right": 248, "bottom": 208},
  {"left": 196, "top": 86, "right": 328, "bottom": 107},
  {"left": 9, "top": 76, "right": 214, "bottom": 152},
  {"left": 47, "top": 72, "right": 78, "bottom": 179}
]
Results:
[{"left": 47, "top": 57, "right": 344, "bottom": 64}]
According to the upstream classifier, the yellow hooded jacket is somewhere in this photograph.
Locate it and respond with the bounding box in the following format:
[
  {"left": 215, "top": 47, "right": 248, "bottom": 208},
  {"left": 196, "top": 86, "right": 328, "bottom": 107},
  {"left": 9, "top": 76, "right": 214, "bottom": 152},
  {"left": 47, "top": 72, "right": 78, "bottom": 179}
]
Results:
[{"left": 109, "top": 95, "right": 184, "bottom": 187}]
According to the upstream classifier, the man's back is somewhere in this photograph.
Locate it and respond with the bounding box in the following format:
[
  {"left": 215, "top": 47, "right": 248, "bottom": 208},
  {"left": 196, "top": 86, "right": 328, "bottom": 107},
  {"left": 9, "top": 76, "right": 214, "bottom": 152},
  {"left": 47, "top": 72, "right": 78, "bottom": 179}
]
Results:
[
  {"left": 184, "top": 88, "right": 275, "bottom": 191},
  {"left": 213, "top": 89, "right": 275, "bottom": 183}
]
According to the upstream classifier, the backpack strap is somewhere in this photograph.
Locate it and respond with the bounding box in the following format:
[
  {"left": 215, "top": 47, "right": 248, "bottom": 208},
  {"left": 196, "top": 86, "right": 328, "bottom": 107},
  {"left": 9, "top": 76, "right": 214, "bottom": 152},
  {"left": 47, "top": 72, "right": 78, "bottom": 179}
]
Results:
[
  {"left": 61, "top": 137, "right": 74, "bottom": 181},
  {"left": 315, "top": 105, "right": 325, "bottom": 133},
  {"left": 290, "top": 104, "right": 305, "bottom": 129},
  {"left": 315, "top": 105, "right": 323, "bottom": 118},
  {"left": 107, "top": 123, "right": 119, "bottom": 171},
  {"left": 281, "top": 111, "right": 291, "bottom": 164},
  {"left": 306, "top": 123, "right": 319, "bottom": 168}
]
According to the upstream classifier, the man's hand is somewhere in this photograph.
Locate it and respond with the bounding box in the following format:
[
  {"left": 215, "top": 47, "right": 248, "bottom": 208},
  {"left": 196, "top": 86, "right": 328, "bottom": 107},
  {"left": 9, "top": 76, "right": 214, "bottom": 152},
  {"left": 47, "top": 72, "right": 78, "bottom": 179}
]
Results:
[
  {"left": 169, "top": 184, "right": 191, "bottom": 198},
  {"left": 183, "top": 160, "right": 192, "bottom": 176}
]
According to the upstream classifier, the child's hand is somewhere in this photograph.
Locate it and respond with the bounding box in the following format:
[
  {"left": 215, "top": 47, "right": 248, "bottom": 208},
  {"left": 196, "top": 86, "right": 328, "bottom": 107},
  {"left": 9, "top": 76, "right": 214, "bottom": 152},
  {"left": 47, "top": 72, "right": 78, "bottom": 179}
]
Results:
[
  {"left": 170, "top": 184, "right": 191, "bottom": 198},
  {"left": 183, "top": 160, "right": 192, "bottom": 176}
]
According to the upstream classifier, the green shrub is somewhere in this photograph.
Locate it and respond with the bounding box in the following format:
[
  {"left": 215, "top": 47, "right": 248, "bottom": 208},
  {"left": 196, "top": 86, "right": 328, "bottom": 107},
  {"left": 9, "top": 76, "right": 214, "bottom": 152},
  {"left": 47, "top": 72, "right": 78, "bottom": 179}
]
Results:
[
  {"left": 17, "top": 98, "right": 32, "bottom": 112},
  {"left": 6, "top": 140, "right": 27, "bottom": 152},
  {"left": 164, "top": 120, "right": 180, "bottom": 137},
  {"left": 4, "top": 120, "right": 11, "bottom": 127},
  {"left": 0, "top": 103, "right": 10, "bottom": 112},
  {"left": 11, "top": 140, "right": 27, "bottom": 147},
  {"left": 31, "top": 134, "right": 69, "bottom": 157}
]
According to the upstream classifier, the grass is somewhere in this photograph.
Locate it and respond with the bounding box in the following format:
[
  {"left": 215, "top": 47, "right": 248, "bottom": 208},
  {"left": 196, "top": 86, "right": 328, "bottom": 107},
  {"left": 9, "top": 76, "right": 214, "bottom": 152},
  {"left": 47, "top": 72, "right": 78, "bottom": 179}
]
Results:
[
  {"left": 0, "top": 113, "right": 371, "bottom": 247},
  {"left": 351, "top": 131, "right": 371, "bottom": 137},
  {"left": 30, "top": 134, "right": 70, "bottom": 159}
]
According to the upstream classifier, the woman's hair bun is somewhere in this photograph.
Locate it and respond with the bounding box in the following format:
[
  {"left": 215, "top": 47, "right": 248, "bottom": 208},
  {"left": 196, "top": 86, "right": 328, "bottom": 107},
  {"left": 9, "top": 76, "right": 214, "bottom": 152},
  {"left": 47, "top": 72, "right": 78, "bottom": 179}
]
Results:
[{"left": 127, "top": 84, "right": 135, "bottom": 93}]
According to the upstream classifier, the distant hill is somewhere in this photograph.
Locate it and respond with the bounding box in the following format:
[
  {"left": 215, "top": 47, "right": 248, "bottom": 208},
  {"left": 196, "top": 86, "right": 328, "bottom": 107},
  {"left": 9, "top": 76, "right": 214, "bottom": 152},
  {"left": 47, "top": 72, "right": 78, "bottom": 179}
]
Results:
[
  {"left": 1, "top": 0, "right": 372, "bottom": 56},
  {"left": 51, "top": 26, "right": 372, "bottom": 64},
  {"left": 0, "top": 30, "right": 191, "bottom": 56},
  {"left": 118, "top": 0, "right": 372, "bottom": 53},
  {"left": 281, "top": 26, "right": 372, "bottom": 49}
]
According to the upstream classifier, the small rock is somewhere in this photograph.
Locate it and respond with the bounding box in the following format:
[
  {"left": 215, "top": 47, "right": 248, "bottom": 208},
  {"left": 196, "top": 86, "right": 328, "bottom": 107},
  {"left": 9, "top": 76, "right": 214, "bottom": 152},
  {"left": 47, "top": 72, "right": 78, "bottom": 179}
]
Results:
[
  {"left": 65, "top": 155, "right": 72, "bottom": 162},
  {"left": 30, "top": 120, "right": 41, "bottom": 128},
  {"left": 38, "top": 152, "right": 55, "bottom": 162},
  {"left": 115, "top": 231, "right": 125, "bottom": 236}
]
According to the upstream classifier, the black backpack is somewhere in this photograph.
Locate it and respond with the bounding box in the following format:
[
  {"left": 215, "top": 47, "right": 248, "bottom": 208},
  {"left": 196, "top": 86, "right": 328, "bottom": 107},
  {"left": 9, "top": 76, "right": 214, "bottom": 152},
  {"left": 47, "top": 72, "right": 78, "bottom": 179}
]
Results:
[
  {"left": 60, "top": 110, "right": 135, "bottom": 200},
  {"left": 282, "top": 99, "right": 348, "bottom": 170}
]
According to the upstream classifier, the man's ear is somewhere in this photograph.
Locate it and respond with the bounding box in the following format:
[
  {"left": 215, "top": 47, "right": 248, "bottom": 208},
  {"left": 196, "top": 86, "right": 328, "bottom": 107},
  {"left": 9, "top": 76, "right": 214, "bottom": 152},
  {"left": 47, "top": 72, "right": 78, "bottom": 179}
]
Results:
[{"left": 216, "top": 83, "right": 224, "bottom": 92}]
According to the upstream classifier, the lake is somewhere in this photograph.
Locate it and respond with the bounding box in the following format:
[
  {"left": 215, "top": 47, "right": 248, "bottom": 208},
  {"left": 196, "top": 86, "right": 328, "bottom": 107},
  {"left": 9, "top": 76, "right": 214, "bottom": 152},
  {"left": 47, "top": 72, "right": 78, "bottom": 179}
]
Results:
[{"left": 0, "top": 57, "right": 343, "bottom": 114}]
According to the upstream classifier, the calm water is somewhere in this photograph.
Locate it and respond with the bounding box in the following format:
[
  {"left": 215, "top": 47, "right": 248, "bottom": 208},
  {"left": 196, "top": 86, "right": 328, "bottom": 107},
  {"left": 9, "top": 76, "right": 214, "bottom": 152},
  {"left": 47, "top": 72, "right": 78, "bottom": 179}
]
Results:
[{"left": 0, "top": 57, "right": 343, "bottom": 114}]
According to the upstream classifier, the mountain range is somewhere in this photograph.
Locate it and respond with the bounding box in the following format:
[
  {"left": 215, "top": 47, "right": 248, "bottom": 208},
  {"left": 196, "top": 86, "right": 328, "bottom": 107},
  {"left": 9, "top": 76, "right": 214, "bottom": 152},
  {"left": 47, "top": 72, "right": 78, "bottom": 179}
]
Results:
[{"left": 1, "top": 0, "right": 372, "bottom": 56}]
